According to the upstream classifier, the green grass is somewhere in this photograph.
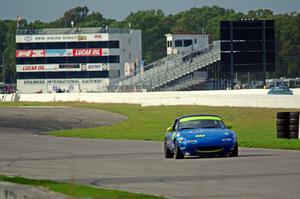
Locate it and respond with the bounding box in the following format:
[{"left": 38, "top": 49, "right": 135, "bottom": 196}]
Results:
[
  {"left": 1, "top": 101, "right": 300, "bottom": 150},
  {"left": 0, "top": 174, "right": 164, "bottom": 199}
]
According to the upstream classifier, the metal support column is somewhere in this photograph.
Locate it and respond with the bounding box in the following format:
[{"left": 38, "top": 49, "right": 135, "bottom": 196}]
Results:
[
  {"left": 262, "top": 20, "right": 267, "bottom": 85},
  {"left": 229, "top": 21, "right": 234, "bottom": 88}
]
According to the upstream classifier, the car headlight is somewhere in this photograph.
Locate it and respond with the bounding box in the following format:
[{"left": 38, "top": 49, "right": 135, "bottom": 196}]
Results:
[
  {"left": 178, "top": 137, "right": 186, "bottom": 144},
  {"left": 222, "top": 138, "right": 232, "bottom": 142}
]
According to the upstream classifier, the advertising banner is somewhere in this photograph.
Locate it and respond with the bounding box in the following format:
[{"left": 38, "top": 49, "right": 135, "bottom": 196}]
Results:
[
  {"left": 45, "top": 49, "right": 72, "bottom": 57},
  {"left": 16, "top": 34, "right": 109, "bottom": 43},
  {"left": 16, "top": 48, "right": 106, "bottom": 57},
  {"left": 17, "top": 63, "right": 109, "bottom": 72},
  {"left": 16, "top": 64, "right": 59, "bottom": 72},
  {"left": 16, "top": 50, "right": 45, "bottom": 58},
  {"left": 124, "top": 63, "right": 135, "bottom": 76},
  {"left": 72, "top": 48, "right": 102, "bottom": 56},
  {"left": 59, "top": 64, "right": 80, "bottom": 69},
  {"left": 81, "top": 63, "right": 109, "bottom": 71}
]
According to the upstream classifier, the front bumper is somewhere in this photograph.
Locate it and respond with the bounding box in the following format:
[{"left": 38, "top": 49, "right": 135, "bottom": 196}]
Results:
[{"left": 179, "top": 139, "right": 236, "bottom": 156}]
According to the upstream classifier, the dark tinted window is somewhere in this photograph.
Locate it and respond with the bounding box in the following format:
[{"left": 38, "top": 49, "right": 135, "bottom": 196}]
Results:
[
  {"left": 17, "top": 71, "right": 109, "bottom": 79},
  {"left": 16, "top": 41, "right": 120, "bottom": 50},
  {"left": 16, "top": 56, "right": 120, "bottom": 64},
  {"left": 175, "top": 40, "right": 183, "bottom": 47},
  {"left": 184, "top": 40, "right": 193, "bottom": 47}
]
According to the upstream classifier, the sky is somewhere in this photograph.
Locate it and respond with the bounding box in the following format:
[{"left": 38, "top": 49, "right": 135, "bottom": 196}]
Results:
[{"left": 0, "top": 0, "right": 299, "bottom": 22}]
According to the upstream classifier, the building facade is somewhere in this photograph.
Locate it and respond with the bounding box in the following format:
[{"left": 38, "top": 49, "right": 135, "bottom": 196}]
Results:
[
  {"left": 165, "top": 33, "right": 209, "bottom": 55},
  {"left": 16, "top": 28, "right": 142, "bottom": 93}
]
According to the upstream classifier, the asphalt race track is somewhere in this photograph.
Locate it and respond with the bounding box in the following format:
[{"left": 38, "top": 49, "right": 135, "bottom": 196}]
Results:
[{"left": 1, "top": 107, "right": 300, "bottom": 199}]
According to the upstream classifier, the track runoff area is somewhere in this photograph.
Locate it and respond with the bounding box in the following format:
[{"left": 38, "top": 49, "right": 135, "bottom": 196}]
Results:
[{"left": 0, "top": 106, "right": 300, "bottom": 199}]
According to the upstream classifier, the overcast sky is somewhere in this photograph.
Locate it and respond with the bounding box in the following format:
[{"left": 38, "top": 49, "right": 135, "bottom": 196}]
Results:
[{"left": 1, "top": 0, "right": 299, "bottom": 22}]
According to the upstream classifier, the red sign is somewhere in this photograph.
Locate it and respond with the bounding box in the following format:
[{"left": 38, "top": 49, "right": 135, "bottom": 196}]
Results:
[
  {"left": 72, "top": 48, "right": 102, "bottom": 56},
  {"left": 16, "top": 50, "right": 45, "bottom": 58}
]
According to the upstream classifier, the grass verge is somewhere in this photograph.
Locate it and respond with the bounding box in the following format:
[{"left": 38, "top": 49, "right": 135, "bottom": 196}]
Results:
[
  {"left": 1, "top": 101, "right": 300, "bottom": 150},
  {"left": 0, "top": 174, "right": 164, "bottom": 199}
]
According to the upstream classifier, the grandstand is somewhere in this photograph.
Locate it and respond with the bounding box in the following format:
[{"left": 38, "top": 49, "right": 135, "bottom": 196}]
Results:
[{"left": 110, "top": 41, "right": 221, "bottom": 92}]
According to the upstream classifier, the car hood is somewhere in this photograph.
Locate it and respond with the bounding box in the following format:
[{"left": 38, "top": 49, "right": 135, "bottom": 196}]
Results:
[{"left": 177, "top": 128, "right": 235, "bottom": 139}]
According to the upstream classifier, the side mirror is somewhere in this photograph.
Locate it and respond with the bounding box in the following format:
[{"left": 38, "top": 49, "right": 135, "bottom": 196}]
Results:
[
  {"left": 167, "top": 127, "right": 173, "bottom": 132},
  {"left": 227, "top": 125, "right": 233, "bottom": 130}
]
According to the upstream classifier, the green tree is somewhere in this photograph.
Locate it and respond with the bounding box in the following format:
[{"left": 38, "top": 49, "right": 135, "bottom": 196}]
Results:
[{"left": 1, "top": 5, "right": 299, "bottom": 80}]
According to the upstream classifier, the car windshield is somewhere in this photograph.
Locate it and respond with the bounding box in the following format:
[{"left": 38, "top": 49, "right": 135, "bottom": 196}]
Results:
[{"left": 178, "top": 119, "right": 226, "bottom": 130}]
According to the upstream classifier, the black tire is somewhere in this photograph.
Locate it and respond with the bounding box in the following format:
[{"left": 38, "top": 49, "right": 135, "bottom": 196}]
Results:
[
  {"left": 164, "top": 140, "right": 174, "bottom": 158},
  {"left": 290, "top": 112, "right": 300, "bottom": 119},
  {"left": 174, "top": 142, "right": 184, "bottom": 159},
  {"left": 290, "top": 132, "right": 299, "bottom": 139},
  {"left": 290, "top": 118, "right": 299, "bottom": 125},
  {"left": 277, "top": 112, "right": 290, "bottom": 119},
  {"left": 277, "top": 125, "right": 289, "bottom": 132},
  {"left": 229, "top": 143, "right": 238, "bottom": 157},
  {"left": 277, "top": 131, "right": 289, "bottom": 139},
  {"left": 289, "top": 125, "right": 299, "bottom": 132},
  {"left": 276, "top": 119, "right": 289, "bottom": 125}
]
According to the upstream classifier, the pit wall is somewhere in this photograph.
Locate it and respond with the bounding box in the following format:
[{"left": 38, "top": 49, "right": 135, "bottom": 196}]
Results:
[{"left": 1, "top": 89, "right": 300, "bottom": 109}]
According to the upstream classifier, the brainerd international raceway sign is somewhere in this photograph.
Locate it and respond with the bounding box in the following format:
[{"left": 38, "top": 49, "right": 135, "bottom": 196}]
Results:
[{"left": 18, "top": 78, "right": 109, "bottom": 85}]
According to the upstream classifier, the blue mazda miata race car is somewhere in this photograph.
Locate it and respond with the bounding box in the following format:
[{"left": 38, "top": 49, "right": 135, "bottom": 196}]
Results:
[{"left": 164, "top": 114, "right": 238, "bottom": 159}]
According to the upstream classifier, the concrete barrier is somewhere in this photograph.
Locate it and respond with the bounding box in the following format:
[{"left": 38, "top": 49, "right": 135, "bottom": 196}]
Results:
[
  {"left": 9, "top": 88, "right": 300, "bottom": 109},
  {"left": 0, "top": 93, "right": 18, "bottom": 102}
]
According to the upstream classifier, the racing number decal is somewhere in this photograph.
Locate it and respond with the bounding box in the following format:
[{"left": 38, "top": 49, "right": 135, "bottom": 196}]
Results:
[{"left": 195, "top": 134, "right": 205, "bottom": 138}]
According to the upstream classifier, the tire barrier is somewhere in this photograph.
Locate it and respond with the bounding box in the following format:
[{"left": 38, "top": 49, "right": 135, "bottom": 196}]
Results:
[
  {"left": 277, "top": 112, "right": 300, "bottom": 139},
  {"left": 276, "top": 112, "right": 290, "bottom": 139},
  {"left": 290, "top": 112, "right": 300, "bottom": 139}
]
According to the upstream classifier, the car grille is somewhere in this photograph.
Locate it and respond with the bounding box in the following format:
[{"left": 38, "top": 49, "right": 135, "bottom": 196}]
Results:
[{"left": 196, "top": 146, "right": 223, "bottom": 152}]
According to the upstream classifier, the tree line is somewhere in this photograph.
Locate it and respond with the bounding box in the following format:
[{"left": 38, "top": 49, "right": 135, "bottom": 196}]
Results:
[{"left": 0, "top": 5, "right": 299, "bottom": 83}]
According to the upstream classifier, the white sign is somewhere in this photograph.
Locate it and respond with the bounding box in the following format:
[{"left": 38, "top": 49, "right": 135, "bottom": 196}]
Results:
[
  {"left": 16, "top": 34, "right": 109, "bottom": 43},
  {"left": 17, "top": 63, "right": 109, "bottom": 72},
  {"left": 82, "top": 64, "right": 109, "bottom": 71},
  {"left": 18, "top": 78, "right": 109, "bottom": 85},
  {"left": 16, "top": 64, "right": 59, "bottom": 72}
]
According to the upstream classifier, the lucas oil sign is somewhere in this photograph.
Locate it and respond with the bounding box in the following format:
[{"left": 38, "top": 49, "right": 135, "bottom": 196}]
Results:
[{"left": 72, "top": 48, "right": 102, "bottom": 56}]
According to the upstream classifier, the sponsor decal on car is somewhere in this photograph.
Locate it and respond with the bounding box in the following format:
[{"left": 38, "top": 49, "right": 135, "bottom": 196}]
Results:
[{"left": 195, "top": 134, "right": 206, "bottom": 138}]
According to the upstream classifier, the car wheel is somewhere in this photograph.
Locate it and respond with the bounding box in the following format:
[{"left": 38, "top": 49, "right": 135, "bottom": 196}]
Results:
[
  {"left": 164, "top": 140, "right": 174, "bottom": 158},
  {"left": 229, "top": 143, "right": 238, "bottom": 157},
  {"left": 174, "top": 142, "right": 184, "bottom": 159}
]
